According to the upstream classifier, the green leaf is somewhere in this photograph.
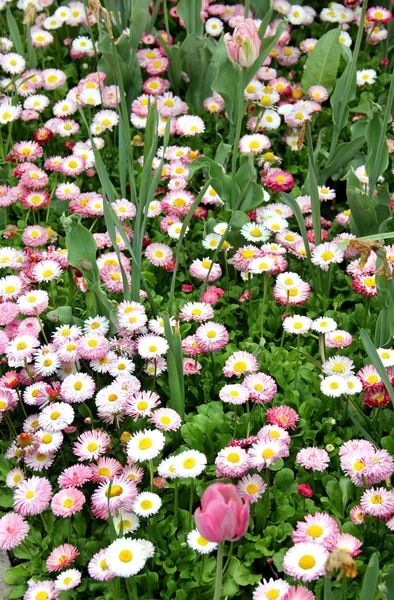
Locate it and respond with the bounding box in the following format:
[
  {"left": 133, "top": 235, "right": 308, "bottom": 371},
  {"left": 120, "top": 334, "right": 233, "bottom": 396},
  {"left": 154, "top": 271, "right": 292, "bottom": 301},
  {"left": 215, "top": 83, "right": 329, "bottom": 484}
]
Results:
[
  {"left": 8, "top": 585, "right": 27, "bottom": 599},
  {"left": 301, "top": 29, "right": 341, "bottom": 95},
  {"left": 365, "top": 112, "right": 390, "bottom": 199},
  {"left": 212, "top": 60, "right": 241, "bottom": 125},
  {"left": 6, "top": 7, "right": 24, "bottom": 56},
  {"left": 347, "top": 184, "right": 378, "bottom": 237},
  {"left": 322, "top": 137, "right": 365, "bottom": 181},
  {"left": 177, "top": 0, "right": 203, "bottom": 36},
  {"left": 181, "top": 34, "right": 214, "bottom": 111},
  {"left": 4, "top": 566, "right": 29, "bottom": 585},
  {"left": 360, "top": 552, "right": 379, "bottom": 600},
  {"left": 379, "top": 564, "right": 394, "bottom": 600},
  {"left": 375, "top": 263, "right": 394, "bottom": 347}
]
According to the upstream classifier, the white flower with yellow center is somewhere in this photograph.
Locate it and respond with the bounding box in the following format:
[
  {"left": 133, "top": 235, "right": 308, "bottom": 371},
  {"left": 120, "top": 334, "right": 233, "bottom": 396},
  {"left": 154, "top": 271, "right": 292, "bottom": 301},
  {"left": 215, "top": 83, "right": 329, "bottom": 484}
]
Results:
[{"left": 132, "top": 492, "right": 162, "bottom": 517}]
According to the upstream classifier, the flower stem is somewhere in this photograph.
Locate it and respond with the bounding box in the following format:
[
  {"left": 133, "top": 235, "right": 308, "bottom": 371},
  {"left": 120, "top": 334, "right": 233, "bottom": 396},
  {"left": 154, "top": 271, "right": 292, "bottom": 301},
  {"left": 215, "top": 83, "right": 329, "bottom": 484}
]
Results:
[
  {"left": 149, "top": 459, "right": 154, "bottom": 492},
  {"left": 231, "top": 68, "right": 247, "bottom": 207},
  {"left": 125, "top": 576, "right": 139, "bottom": 599},
  {"left": 318, "top": 333, "right": 326, "bottom": 363},
  {"left": 173, "top": 479, "right": 179, "bottom": 529},
  {"left": 260, "top": 273, "right": 268, "bottom": 340},
  {"left": 189, "top": 479, "right": 195, "bottom": 530},
  {"left": 213, "top": 542, "right": 224, "bottom": 600}
]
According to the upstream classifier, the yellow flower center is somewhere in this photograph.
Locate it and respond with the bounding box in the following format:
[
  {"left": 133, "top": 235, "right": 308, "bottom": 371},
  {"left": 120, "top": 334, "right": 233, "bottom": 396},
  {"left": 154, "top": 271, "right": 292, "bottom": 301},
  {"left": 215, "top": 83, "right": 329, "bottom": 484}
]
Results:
[
  {"left": 298, "top": 555, "right": 316, "bottom": 570},
  {"left": 138, "top": 437, "right": 152, "bottom": 450},
  {"left": 227, "top": 452, "right": 240, "bottom": 463},
  {"left": 308, "top": 525, "right": 323, "bottom": 538},
  {"left": 119, "top": 549, "right": 133, "bottom": 562}
]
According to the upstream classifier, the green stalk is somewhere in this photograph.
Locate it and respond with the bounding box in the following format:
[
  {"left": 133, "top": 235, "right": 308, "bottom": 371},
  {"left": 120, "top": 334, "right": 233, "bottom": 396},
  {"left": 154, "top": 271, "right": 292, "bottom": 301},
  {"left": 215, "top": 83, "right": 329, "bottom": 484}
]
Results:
[
  {"left": 244, "top": 0, "right": 250, "bottom": 18},
  {"left": 173, "top": 479, "right": 179, "bottom": 529},
  {"left": 213, "top": 542, "right": 224, "bottom": 600},
  {"left": 231, "top": 68, "right": 247, "bottom": 207},
  {"left": 149, "top": 459, "right": 154, "bottom": 492},
  {"left": 189, "top": 479, "right": 195, "bottom": 530},
  {"left": 260, "top": 273, "right": 268, "bottom": 340}
]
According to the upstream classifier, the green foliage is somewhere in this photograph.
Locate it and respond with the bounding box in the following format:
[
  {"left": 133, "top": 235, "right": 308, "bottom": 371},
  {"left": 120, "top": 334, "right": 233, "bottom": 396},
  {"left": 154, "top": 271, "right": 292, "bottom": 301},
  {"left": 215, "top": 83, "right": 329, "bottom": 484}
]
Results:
[{"left": 301, "top": 29, "right": 341, "bottom": 95}]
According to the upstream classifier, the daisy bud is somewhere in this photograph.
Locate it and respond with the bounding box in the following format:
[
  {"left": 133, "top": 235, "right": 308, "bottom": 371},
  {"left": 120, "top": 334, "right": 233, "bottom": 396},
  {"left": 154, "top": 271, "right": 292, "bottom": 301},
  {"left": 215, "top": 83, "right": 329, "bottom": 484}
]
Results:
[
  {"left": 182, "top": 284, "right": 193, "bottom": 293},
  {"left": 297, "top": 484, "right": 313, "bottom": 498},
  {"left": 84, "top": 418, "right": 91, "bottom": 425},
  {"left": 326, "top": 444, "right": 335, "bottom": 452}
]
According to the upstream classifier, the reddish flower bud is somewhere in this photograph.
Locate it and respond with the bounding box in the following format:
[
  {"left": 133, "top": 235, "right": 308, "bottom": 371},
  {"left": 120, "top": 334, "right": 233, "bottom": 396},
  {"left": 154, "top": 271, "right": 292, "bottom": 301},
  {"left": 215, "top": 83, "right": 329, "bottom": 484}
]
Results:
[{"left": 297, "top": 483, "right": 313, "bottom": 498}]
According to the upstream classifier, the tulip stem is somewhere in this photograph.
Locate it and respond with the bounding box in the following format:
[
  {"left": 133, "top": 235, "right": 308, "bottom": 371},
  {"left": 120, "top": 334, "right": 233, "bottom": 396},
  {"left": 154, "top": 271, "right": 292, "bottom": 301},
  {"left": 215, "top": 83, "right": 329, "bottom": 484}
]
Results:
[
  {"left": 244, "top": 0, "right": 250, "bottom": 18},
  {"left": 231, "top": 68, "right": 247, "bottom": 207},
  {"left": 213, "top": 542, "right": 224, "bottom": 600}
]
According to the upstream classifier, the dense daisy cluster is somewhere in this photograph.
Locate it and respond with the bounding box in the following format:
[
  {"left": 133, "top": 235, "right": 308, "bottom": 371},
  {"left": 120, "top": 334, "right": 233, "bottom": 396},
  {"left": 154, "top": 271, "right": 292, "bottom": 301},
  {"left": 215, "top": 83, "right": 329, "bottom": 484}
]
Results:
[{"left": 0, "top": 0, "right": 394, "bottom": 598}]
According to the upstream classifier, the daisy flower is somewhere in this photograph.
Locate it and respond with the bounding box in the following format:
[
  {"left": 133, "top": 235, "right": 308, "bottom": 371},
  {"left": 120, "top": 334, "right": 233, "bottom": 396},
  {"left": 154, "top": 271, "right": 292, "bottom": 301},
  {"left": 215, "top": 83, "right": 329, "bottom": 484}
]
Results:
[
  {"left": 283, "top": 586, "right": 315, "bottom": 600},
  {"left": 174, "top": 450, "right": 207, "bottom": 478},
  {"left": 357, "top": 365, "right": 381, "bottom": 388},
  {"left": 90, "top": 458, "right": 123, "bottom": 483},
  {"left": 58, "top": 465, "right": 92, "bottom": 489},
  {"left": 333, "top": 533, "right": 362, "bottom": 557},
  {"left": 215, "top": 446, "right": 250, "bottom": 478},
  {"left": 237, "top": 474, "right": 267, "bottom": 504},
  {"left": 223, "top": 351, "right": 258, "bottom": 378},
  {"left": 325, "top": 330, "right": 353, "bottom": 348},
  {"left": 51, "top": 488, "right": 86, "bottom": 518},
  {"left": 92, "top": 475, "right": 137, "bottom": 517},
  {"left": 60, "top": 373, "right": 96, "bottom": 403},
  {"left": 73, "top": 430, "right": 111, "bottom": 461},
  {"left": 253, "top": 578, "right": 289, "bottom": 600},
  {"left": 239, "top": 134, "right": 271, "bottom": 155},
  {"left": 126, "top": 429, "right": 166, "bottom": 462},
  {"left": 283, "top": 542, "right": 329, "bottom": 581},
  {"left": 311, "top": 243, "right": 344, "bottom": 271},
  {"left": 292, "top": 512, "right": 339, "bottom": 548},
  {"left": 55, "top": 568, "right": 81, "bottom": 591},
  {"left": 360, "top": 487, "right": 394, "bottom": 518},
  {"left": 24, "top": 581, "right": 58, "bottom": 600},
  {"left": 243, "top": 373, "right": 277, "bottom": 404},
  {"left": 88, "top": 548, "right": 116, "bottom": 581},
  {"left": 39, "top": 402, "right": 75, "bottom": 432},
  {"left": 189, "top": 258, "right": 222, "bottom": 282},
  {"left": 14, "top": 476, "right": 52, "bottom": 516},
  {"left": 283, "top": 315, "right": 312, "bottom": 335},
  {"left": 150, "top": 408, "right": 182, "bottom": 431},
  {"left": 179, "top": 302, "right": 214, "bottom": 322},
  {"left": 320, "top": 375, "right": 348, "bottom": 397},
  {"left": 46, "top": 543, "right": 79, "bottom": 572},
  {"left": 322, "top": 356, "right": 354, "bottom": 377},
  {"left": 6, "top": 468, "right": 25, "bottom": 489},
  {"left": 176, "top": 115, "right": 205, "bottom": 136},
  {"left": 106, "top": 537, "right": 148, "bottom": 577},
  {"left": 195, "top": 322, "right": 229, "bottom": 353},
  {"left": 137, "top": 334, "right": 168, "bottom": 359},
  {"left": 296, "top": 448, "right": 330, "bottom": 472},
  {"left": 248, "top": 438, "right": 289, "bottom": 470},
  {"left": 219, "top": 384, "right": 249, "bottom": 405},
  {"left": 132, "top": 492, "right": 162, "bottom": 517},
  {"left": 0, "top": 513, "right": 29, "bottom": 550},
  {"left": 145, "top": 243, "right": 174, "bottom": 267},
  {"left": 266, "top": 406, "right": 299, "bottom": 430},
  {"left": 187, "top": 529, "right": 218, "bottom": 554},
  {"left": 113, "top": 511, "right": 140, "bottom": 536}
]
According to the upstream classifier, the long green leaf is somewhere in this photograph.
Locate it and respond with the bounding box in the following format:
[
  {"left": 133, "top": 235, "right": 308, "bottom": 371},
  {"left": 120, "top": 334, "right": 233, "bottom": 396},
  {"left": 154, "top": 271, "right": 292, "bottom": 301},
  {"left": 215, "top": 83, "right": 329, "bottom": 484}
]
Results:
[
  {"left": 163, "top": 315, "right": 185, "bottom": 419},
  {"left": 301, "top": 28, "right": 341, "bottom": 95},
  {"left": 177, "top": 0, "right": 203, "bottom": 36},
  {"left": 360, "top": 553, "right": 379, "bottom": 600},
  {"left": 361, "top": 329, "right": 394, "bottom": 408},
  {"left": 6, "top": 8, "right": 24, "bottom": 56},
  {"left": 365, "top": 66, "right": 394, "bottom": 198},
  {"left": 322, "top": 136, "right": 365, "bottom": 181},
  {"left": 279, "top": 192, "right": 315, "bottom": 286},
  {"left": 305, "top": 122, "right": 321, "bottom": 245}
]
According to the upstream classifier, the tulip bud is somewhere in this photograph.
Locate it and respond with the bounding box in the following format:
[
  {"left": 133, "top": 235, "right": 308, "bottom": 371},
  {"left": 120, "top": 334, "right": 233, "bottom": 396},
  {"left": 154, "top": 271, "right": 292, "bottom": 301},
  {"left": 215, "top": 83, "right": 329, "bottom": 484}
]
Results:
[
  {"left": 194, "top": 482, "right": 250, "bottom": 543},
  {"left": 224, "top": 19, "right": 261, "bottom": 68}
]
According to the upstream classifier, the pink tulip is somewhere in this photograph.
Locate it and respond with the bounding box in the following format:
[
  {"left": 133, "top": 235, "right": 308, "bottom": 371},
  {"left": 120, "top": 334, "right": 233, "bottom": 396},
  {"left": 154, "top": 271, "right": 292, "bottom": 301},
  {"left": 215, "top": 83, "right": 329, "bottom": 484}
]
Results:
[
  {"left": 194, "top": 482, "right": 250, "bottom": 543},
  {"left": 224, "top": 19, "right": 261, "bottom": 68}
]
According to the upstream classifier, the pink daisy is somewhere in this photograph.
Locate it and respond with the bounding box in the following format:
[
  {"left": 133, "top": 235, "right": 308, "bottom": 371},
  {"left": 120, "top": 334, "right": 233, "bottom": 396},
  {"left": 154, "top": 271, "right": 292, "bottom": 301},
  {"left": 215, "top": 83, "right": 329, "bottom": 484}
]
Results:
[
  {"left": 0, "top": 513, "right": 29, "bottom": 550},
  {"left": 360, "top": 487, "right": 394, "bottom": 519},
  {"left": 13, "top": 476, "right": 52, "bottom": 516},
  {"left": 223, "top": 351, "right": 258, "bottom": 378},
  {"left": 332, "top": 533, "right": 362, "bottom": 557},
  {"left": 243, "top": 373, "right": 277, "bottom": 404},
  {"left": 195, "top": 322, "right": 229, "bottom": 353},
  {"left": 90, "top": 458, "right": 123, "bottom": 482},
  {"left": 292, "top": 512, "right": 339, "bottom": 548},
  {"left": 51, "top": 487, "right": 86, "bottom": 517},
  {"left": 266, "top": 406, "right": 299, "bottom": 430},
  {"left": 58, "top": 465, "right": 92, "bottom": 489},
  {"left": 46, "top": 543, "right": 79, "bottom": 572},
  {"left": 296, "top": 448, "right": 330, "bottom": 472}
]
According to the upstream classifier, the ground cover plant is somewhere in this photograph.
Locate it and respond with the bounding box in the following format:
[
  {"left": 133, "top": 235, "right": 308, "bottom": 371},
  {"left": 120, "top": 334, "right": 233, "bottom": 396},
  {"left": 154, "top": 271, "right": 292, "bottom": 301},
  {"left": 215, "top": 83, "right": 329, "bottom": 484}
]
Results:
[{"left": 0, "top": 0, "right": 394, "bottom": 598}]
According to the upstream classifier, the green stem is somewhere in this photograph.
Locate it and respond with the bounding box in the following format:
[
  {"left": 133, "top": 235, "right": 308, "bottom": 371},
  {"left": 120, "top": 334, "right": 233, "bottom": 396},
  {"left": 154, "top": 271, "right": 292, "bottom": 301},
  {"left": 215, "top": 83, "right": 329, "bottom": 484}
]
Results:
[
  {"left": 174, "top": 479, "right": 179, "bottom": 529},
  {"left": 125, "top": 576, "right": 139, "bottom": 599},
  {"left": 294, "top": 335, "right": 300, "bottom": 388},
  {"left": 341, "top": 575, "right": 347, "bottom": 600},
  {"left": 260, "top": 273, "right": 268, "bottom": 340},
  {"left": 210, "top": 352, "right": 217, "bottom": 390},
  {"left": 244, "top": 0, "right": 250, "bottom": 18},
  {"left": 189, "top": 479, "right": 195, "bottom": 530},
  {"left": 222, "top": 542, "right": 233, "bottom": 575},
  {"left": 363, "top": 296, "right": 372, "bottom": 329},
  {"left": 245, "top": 401, "right": 252, "bottom": 438},
  {"left": 149, "top": 459, "right": 154, "bottom": 492},
  {"left": 262, "top": 468, "right": 270, "bottom": 529},
  {"left": 319, "top": 333, "right": 326, "bottom": 364},
  {"left": 231, "top": 68, "right": 247, "bottom": 207},
  {"left": 213, "top": 542, "right": 224, "bottom": 600}
]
